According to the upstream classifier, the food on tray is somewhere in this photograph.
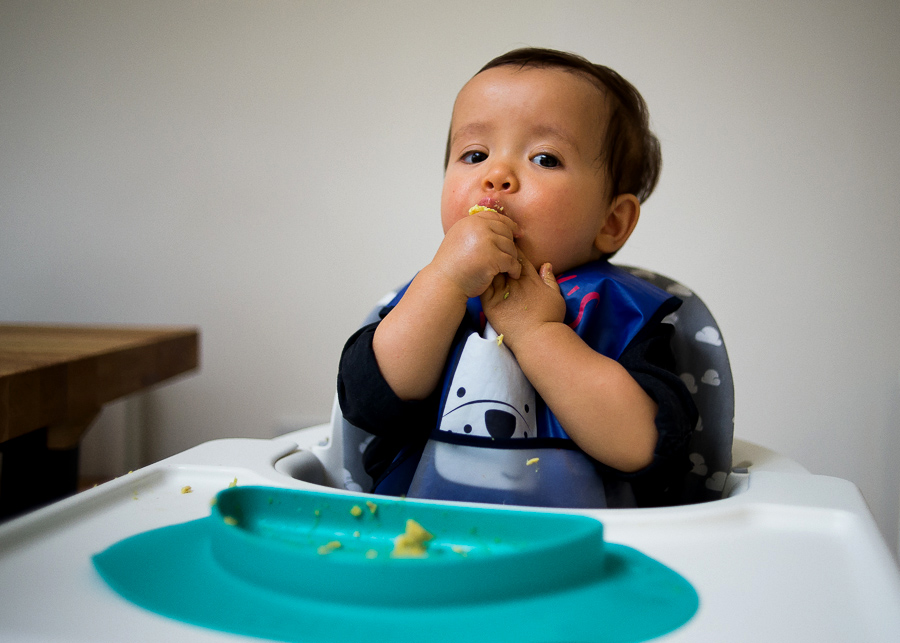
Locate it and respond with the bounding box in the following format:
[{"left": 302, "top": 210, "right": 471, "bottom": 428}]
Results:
[
  {"left": 350, "top": 505, "right": 363, "bottom": 517},
  {"left": 391, "top": 519, "right": 434, "bottom": 558},
  {"left": 317, "top": 540, "right": 343, "bottom": 555},
  {"left": 366, "top": 500, "right": 378, "bottom": 515},
  {"left": 223, "top": 516, "right": 239, "bottom": 526}
]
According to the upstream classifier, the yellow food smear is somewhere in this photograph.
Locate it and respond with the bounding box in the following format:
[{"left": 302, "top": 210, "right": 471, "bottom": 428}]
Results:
[
  {"left": 366, "top": 549, "right": 379, "bottom": 559},
  {"left": 366, "top": 500, "right": 378, "bottom": 515},
  {"left": 391, "top": 519, "right": 434, "bottom": 558},
  {"left": 468, "top": 204, "right": 501, "bottom": 216},
  {"left": 228, "top": 477, "right": 238, "bottom": 488},
  {"left": 223, "top": 516, "right": 239, "bottom": 526},
  {"left": 317, "top": 541, "right": 343, "bottom": 555},
  {"left": 497, "top": 334, "right": 504, "bottom": 346},
  {"left": 350, "top": 505, "right": 363, "bottom": 517},
  {"left": 526, "top": 457, "right": 540, "bottom": 466},
  {"left": 180, "top": 485, "right": 192, "bottom": 494}
]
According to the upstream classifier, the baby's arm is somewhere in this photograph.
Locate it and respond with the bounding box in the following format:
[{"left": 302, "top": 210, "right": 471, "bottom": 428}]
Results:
[
  {"left": 373, "top": 210, "right": 521, "bottom": 400},
  {"left": 482, "top": 259, "right": 658, "bottom": 472}
]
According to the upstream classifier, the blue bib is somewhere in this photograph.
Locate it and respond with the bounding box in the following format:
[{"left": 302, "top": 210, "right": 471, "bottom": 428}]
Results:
[{"left": 379, "top": 261, "right": 679, "bottom": 508}]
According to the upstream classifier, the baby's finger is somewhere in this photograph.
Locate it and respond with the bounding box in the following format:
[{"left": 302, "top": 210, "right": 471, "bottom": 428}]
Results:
[
  {"left": 540, "top": 263, "right": 561, "bottom": 293},
  {"left": 474, "top": 208, "right": 522, "bottom": 239},
  {"left": 501, "top": 250, "right": 522, "bottom": 280}
]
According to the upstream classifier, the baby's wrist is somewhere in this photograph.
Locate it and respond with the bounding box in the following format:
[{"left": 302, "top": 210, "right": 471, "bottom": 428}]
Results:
[
  {"left": 419, "top": 262, "right": 474, "bottom": 306},
  {"left": 502, "top": 318, "right": 567, "bottom": 354}
]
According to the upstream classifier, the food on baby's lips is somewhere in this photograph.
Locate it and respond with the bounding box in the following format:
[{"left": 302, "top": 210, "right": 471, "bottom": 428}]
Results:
[
  {"left": 468, "top": 198, "right": 504, "bottom": 216},
  {"left": 391, "top": 519, "right": 434, "bottom": 558}
]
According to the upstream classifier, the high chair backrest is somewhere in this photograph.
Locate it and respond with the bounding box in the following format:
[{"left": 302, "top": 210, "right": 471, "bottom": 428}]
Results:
[
  {"left": 333, "top": 266, "right": 734, "bottom": 505},
  {"left": 618, "top": 266, "right": 734, "bottom": 504}
]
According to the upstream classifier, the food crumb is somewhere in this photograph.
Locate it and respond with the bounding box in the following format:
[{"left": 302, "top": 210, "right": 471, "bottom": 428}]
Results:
[
  {"left": 180, "top": 485, "right": 192, "bottom": 494},
  {"left": 366, "top": 500, "right": 378, "bottom": 515},
  {"left": 451, "top": 545, "right": 471, "bottom": 557},
  {"left": 497, "top": 334, "right": 504, "bottom": 346},
  {"left": 353, "top": 531, "right": 361, "bottom": 538},
  {"left": 228, "top": 477, "right": 238, "bottom": 488},
  {"left": 468, "top": 204, "right": 500, "bottom": 216},
  {"left": 350, "top": 505, "right": 363, "bottom": 517},
  {"left": 224, "top": 516, "right": 239, "bottom": 526},
  {"left": 526, "top": 458, "right": 540, "bottom": 466},
  {"left": 366, "top": 549, "right": 378, "bottom": 559},
  {"left": 391, "top": 519, "right": 434, "bottom": 558},
  {"left": 317, "top": 541, "right": 342, "bottom": 555},
  {"left": 503, "top": 290, "right": 510, "bottom": 300}
]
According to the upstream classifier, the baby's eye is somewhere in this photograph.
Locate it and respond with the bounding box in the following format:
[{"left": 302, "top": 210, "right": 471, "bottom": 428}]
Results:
[
  {"left": 461, "top": 150, "right": 488, "bottom": 164},
  {"left": 532, "top": 153, "right": 561, "bottom": 168}
]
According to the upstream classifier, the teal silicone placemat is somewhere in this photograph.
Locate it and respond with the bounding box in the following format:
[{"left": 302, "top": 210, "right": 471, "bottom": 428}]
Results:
[{"left": 93, "top": 486, "right": 698, "bottom": 642}]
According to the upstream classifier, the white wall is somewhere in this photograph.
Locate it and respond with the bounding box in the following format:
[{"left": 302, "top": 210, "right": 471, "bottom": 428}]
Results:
[{"left": 2, "top": 1, "right": 898, "bottom": 551}]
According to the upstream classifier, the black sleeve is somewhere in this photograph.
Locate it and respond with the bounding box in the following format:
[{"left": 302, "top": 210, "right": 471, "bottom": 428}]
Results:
[
  {"left": 336, "top": 315, "right": 441, "bottom": 441},
  {"left": 610, "top": 321, "right": 698, "bottom": 506},
  {"left": 337, "top": 308, "right": 442, "bottom": 486}
]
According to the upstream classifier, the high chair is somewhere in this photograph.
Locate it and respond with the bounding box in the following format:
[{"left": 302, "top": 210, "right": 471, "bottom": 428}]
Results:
[{"left": 1, "top": 267, "right": 898, "bottom": 642}]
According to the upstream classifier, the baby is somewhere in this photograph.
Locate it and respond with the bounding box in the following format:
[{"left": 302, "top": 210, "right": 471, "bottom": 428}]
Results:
[{"left": 338, "top": 48, "right": 696, "bottom": 508}]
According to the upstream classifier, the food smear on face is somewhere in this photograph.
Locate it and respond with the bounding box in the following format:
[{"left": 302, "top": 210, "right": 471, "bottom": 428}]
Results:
[
  {"left": 391, "top": 519, "right": 434, "bottom": 558},
  {"left": 468, "top": 204, "right": 499, "bottom": 216}
]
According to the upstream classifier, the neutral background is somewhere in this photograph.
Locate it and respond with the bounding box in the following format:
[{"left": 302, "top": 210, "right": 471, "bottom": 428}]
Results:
[{"left": 2, "top": 1, "right": 898, "bottom": 554}]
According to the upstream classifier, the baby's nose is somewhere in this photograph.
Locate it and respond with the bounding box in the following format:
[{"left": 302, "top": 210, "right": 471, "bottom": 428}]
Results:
[{"left": 482, "top": 161, "right": 518, "bottom": 192}]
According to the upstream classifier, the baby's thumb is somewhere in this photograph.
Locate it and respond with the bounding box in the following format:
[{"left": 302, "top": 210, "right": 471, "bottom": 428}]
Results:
[{"left": 539, "top": 263, "right": 560, "bottom": 292}]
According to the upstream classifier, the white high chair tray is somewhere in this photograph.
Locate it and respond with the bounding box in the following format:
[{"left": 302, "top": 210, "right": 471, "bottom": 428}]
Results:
[{"left": 0, "top": 436, "right": 898, "bottom": 643}]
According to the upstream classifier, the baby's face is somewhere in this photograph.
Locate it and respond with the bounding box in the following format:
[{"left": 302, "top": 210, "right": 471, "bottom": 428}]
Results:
[{"left": 441, "top": 65, "right": 612, "bottom": 273}]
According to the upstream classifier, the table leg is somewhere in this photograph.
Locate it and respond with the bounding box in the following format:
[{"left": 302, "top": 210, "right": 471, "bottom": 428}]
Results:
[{"left": 0, "top": 427, "right": 81, "bottom": 520}]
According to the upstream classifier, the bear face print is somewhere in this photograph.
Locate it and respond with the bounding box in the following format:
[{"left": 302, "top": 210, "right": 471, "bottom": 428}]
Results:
[{"left": 437, "top": 323, "right": 536, "bottom": 440}]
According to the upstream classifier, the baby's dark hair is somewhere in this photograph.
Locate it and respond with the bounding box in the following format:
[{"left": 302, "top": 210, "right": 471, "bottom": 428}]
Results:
[{"left": 445, "top": 47, "right": 661, "bottom": 203}]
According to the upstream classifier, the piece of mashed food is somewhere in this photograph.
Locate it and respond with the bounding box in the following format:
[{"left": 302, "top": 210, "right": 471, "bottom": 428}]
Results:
[
  {"left": 391, "top": 519, "right": 434, "bottom": 558},
  {"left": 468, "top": 204, "right": 502, "bottom": 215}
]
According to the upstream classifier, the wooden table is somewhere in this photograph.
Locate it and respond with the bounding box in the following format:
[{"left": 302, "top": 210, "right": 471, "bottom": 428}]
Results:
[{"left": 0, "top": 325, "right": 199, "bottom": 518}]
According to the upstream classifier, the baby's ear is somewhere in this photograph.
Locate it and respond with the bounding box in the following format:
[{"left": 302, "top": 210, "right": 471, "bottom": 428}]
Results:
[{"left": 594, "top": 194, "right": 641, "bottom": 255}]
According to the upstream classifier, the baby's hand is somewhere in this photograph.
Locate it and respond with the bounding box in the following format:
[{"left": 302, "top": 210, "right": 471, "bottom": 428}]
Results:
[
  {"left": 481, "top": 252, "right": 567, "bottom": 350},
  {"left": 430, "top": 209, "right": 522, "bottom": 299}
]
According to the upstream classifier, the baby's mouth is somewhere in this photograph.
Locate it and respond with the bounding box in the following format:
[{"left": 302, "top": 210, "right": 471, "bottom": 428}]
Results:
[{"left": 468, "top": 197, "right": 504, "bottom": 216}]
